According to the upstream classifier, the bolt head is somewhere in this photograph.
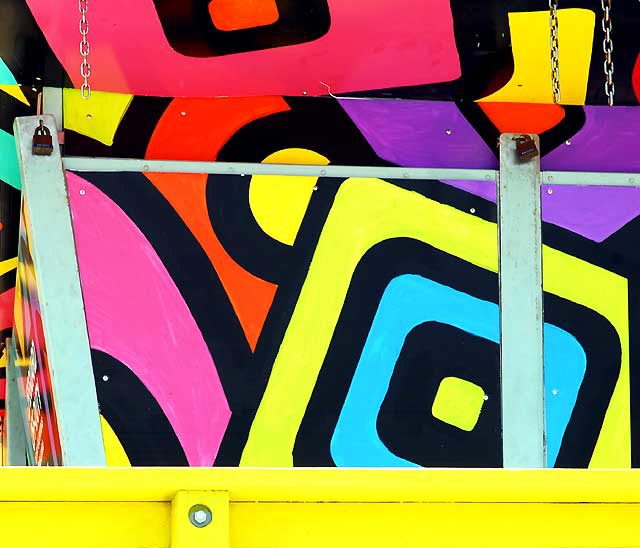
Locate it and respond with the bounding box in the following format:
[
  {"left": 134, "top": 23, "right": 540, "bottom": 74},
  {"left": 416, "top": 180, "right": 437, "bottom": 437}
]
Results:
[
  {"left": 193, "top": 510, "right": 207, "bottom": 524},
  {"left": 189, "top": 505, "right": 212, "bottom": 528}
]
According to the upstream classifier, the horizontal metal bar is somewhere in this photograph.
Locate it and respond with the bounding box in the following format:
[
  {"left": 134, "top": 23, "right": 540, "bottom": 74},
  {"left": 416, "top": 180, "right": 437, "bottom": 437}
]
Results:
[
  {"left": 542, "top": 171, "right": 640, "bottom": 186},
  {"left": 62, "top": 158, "right": 640, "bottom": 186},
  {"left": 62, "top": 157, "right": 498, "bottom": 182}
]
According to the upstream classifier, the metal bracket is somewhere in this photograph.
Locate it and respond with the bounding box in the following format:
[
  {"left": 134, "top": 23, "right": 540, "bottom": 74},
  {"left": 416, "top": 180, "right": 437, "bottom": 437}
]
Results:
[
  {"left": 171, "top": 490, "right": 229, "bottom": 548},
  {"left": 42, "top": 87, "right": 64, "bottom": 134}
]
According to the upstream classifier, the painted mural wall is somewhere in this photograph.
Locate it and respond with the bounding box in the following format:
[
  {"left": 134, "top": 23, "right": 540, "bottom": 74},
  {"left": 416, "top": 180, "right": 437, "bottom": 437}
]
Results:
[
  {"left": 62, "top": 94, "right": 633, "bottom": 468},
  {"left": 0, "top": 0, "right": 640, "bottom": 466}
]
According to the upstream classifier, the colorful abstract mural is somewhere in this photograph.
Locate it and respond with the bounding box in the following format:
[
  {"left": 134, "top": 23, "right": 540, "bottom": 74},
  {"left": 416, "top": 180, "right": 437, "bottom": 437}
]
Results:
[
  {"left": 53, "top": 92, "right": 632, "bottom": 469},
  {"left": 0, "top": 75, "right": 35, "bottom": 432},
  {"left": 1, "top": 0, "right": 640, "bottom": 467},
  {"left": 2, "top": 0, "right": 640, "bottom": 104},
  {"left": 13, "top": 201, "right": 63, "bottom": 466}
]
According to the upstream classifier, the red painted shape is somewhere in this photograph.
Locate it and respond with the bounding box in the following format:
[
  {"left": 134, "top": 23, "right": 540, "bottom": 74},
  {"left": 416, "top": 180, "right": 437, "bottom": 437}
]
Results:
[
  {"left": 633, "top": 54, "right": 640, "bottom": 103},
  {"left": 145, "top": 97, "right": 289, "bottom": 350},
  {"left": 479, "top": 102, "right": 565, "bottom": 135},
  {"left": 0, "top": 288, "right": 14, "bottom": 331}
]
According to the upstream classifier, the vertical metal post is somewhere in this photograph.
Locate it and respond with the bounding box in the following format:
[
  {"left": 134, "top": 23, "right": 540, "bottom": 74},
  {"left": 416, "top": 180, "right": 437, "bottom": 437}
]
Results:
[
  {"left": 13, "top": 115, "right": 106, "bottom": 465},
  {"left": 498, "top": 134, "right": 545, "bottom": 468}
]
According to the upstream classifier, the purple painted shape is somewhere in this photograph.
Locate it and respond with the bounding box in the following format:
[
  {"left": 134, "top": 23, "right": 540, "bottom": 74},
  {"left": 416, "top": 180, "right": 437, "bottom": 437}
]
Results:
[
  {"left": 339, "top": 99, "right": 497, "bottom": 169},
  {"left": 543, "top": 106, "right": 640, "bottom": 171},
  {"left": 538, "top": 106, "right": 640, "bottom": 241},
  {"left": 341, "top": 99, "right": 640, "bottom": 242},
  {"left": 67, "top": 172, "right": 231, "bottom": 466}
]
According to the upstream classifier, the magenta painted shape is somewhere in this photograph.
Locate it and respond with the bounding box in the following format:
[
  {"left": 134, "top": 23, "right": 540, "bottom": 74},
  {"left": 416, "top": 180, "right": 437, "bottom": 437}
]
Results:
[
  {"left": 342, "top": 99, "right": 640, "bottom": 242},
  {"left": 67, "top": 173, "right": 231, "bottom": 466},
  {"left": 26, "top": 0, "right": 460, "bottom": 97}
]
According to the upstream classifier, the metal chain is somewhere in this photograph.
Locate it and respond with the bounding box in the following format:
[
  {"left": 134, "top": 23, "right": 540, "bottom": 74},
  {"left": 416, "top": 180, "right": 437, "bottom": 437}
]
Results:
[
  {"left": 79, "top": 0, "right": 91, "bottom": 99},
  {"left": 601, "top": 0, "right": 614, "bottom": 106},
  {"left": 549, "top": 0, "right": 561, "bottom": 104}
]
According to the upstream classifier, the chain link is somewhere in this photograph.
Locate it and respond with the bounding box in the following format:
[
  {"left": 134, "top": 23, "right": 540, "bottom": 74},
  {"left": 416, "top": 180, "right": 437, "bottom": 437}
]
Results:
[
  {"left": 79, "top": 0, "right": 91, "bottom": 99},
  {"left": 601, "top": 0, "right": 614, "bottom": 106},
  {"left": 549, "top": 0, "right": 560, "bottom": 104},
  {"left": 549, "top": 0, "right": 560, "bottom": 103}
]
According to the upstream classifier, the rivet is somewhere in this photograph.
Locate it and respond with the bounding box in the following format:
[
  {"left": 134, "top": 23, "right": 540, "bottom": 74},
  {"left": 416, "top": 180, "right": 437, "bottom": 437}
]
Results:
[
  {"left": 470, "top": 207, "right": 476, "bottom": 214},
  {"left": 181, "top": 112, "right": 187, "bottom": 116},
  {"left": 79, "top": 189, "right": 86, "bottom": 195},
  {"left": 403, "top": 172, "right": 410, "bottom": 179},
  {"left": 313, "top": 186, "right": 318, "bottom": 191},
  {"left": 445, "top": 129, "right": 452, "bottom": 135},
  {"left": 483, "top": 395, "right": 489, "bottom": 401},
  {"left": 86, "top": 114, "right": 92, "bottom": 120},
  {"left": 102, "top": 375, "right": 109, "bottom": 382},
  {"left": 565, "top": 140, "right": 571, "bottom": 145},
  {"left": 552, "top": 389, "right": 558, "bottom": 395},
  {"left": 189, "top": 505, "right": 212, "bottom": 528},
  {"left": 302, "top": 91, "right": 308, "bottom": 95},
  {"left": 320, "top": 169, "right": 326, "bottom": 176},
  {"left": 143, "top": 164, "right": 150, "bottom": 172},
  {"left": 547, "top": 188, "right": 553, "bottom": 195}
]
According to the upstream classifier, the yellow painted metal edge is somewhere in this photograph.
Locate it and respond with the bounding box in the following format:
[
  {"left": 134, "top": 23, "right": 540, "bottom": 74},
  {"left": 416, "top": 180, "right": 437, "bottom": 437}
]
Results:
[{"left": 0, "top": 468, "right": 639, "bottom": 503}]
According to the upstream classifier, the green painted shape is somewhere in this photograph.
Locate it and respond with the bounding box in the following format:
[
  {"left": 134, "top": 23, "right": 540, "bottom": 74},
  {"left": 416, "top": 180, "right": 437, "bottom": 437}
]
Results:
[{"left": 0, "top": 130, "right": 21, "bottom": 190}]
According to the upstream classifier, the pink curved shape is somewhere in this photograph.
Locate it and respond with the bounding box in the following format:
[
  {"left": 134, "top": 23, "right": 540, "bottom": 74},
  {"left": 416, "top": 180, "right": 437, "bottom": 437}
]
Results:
[
  {"left": 25, "top": 0, "right": 460, "bottom": 97},
  {"left": 67, "top": 172, "right": 230, "bottom": 466}
]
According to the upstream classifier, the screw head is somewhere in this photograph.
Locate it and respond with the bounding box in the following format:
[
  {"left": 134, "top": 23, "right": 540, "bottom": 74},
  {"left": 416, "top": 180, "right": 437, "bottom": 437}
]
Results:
[{"left": 189, "top": 505, "right": 212, "bottom": 528}]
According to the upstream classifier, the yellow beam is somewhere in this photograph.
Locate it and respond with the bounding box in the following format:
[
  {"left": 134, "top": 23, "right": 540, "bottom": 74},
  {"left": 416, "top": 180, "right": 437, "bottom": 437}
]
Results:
[
  {"left": 0, "top": 469, "right": 638, "bottom": 548},
  {"left": 171, "top": 490, "right": 229, "bottom": 548},
  {"left": 0, "top": 468, "right": 637, "bottom": 502}
]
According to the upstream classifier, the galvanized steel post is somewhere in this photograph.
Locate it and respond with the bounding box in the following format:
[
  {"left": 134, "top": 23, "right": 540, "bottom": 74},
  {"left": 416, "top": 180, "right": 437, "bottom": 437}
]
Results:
[{"left": 498, "top": 134, "right": 545, "bottom": 468}]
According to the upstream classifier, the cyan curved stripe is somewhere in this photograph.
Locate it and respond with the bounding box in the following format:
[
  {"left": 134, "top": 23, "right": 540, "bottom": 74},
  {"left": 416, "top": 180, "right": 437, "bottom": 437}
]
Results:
[
  {"left": 0, "top": 130, "right": 20, "bottom": 190},
  {"left": 330, "top": 274, "right": 585, "bottom": 468},
  {"left": 544, "top": 323, "right": 586, "bottom": 466}
]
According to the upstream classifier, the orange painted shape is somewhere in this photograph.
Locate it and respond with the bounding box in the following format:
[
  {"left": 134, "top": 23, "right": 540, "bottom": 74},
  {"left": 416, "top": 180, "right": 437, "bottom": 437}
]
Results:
[
  {"left": 146, "top": 96, "right": 290, "bottom": 162},
  {"left": 144, "top": 172, "right": 277, "bottom": 351},
  {"left": 146, "top": 97, "right": 290, "bottom": 351},
  {"left": 209, "top": 0, "right": 279, "bottom": 31},
  {"left": 478, "top": 102, "right": 565, "bottom": 135}
]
